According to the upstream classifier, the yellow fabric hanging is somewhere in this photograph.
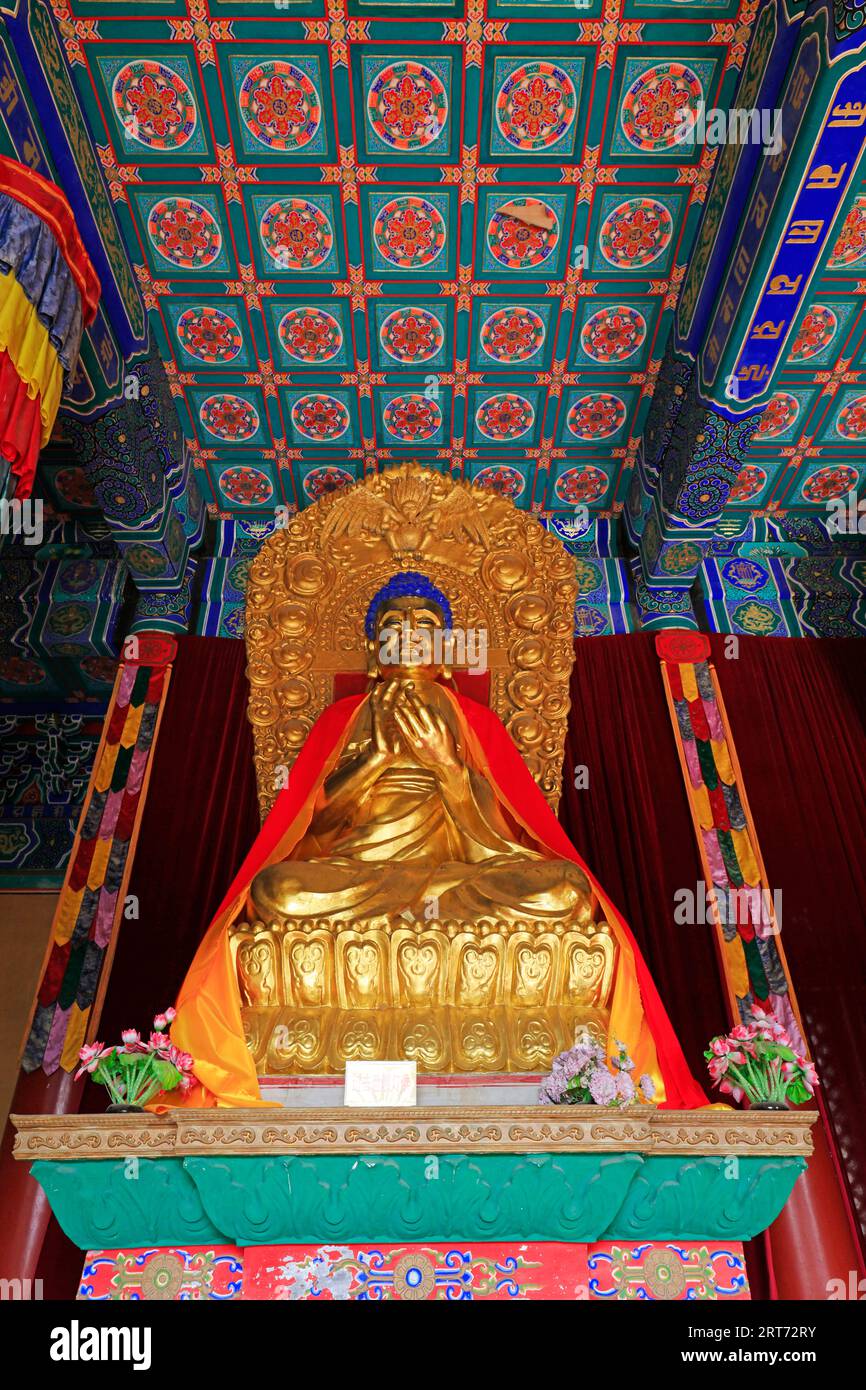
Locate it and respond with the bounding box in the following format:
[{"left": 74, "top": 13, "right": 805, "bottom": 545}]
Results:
[
  {"left": 730, "top": 826, "right": 761, "bottom": 887},
  {"left": 722, "top": 935, "right": 750, "bottom": 999},
  {"left": 678, "top": 663, "right": 699, "bottom": 703},
  {"left": 53, "top": 885, "right": 86, "bottom": 947},
  {"left": 691, "top": 782, "right": 714, "bottom": 831},
  {"left": 710, "top": 738, "right": 735, "bottom": 786},
  {"left": 0, "top": 270, "right": 63, "bottom": 441}
]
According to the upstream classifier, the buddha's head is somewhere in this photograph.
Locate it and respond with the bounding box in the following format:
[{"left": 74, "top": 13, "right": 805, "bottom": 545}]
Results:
[{"left": 365, "top": 571, "right": 452, "bottom": 681}]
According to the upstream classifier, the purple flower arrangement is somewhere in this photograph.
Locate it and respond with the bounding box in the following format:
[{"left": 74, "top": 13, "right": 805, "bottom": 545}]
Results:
[{"left": 539, "top": 1034, "right": 655, "bottom": 1107}]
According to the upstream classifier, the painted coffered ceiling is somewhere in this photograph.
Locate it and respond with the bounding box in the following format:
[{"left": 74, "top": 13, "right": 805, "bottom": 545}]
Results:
[{"left": 42, "top": 0, "right": 866, "bottom": 520}]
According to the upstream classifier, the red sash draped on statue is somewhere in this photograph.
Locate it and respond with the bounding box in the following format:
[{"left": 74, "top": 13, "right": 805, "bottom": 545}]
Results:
[{"left": 160, "top": 688, "right": 707, "bottom": 1111}]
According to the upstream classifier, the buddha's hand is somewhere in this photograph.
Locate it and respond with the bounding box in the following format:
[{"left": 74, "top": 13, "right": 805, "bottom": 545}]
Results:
[
  {"left": 393, "top": 687, "right": 462, "bottom": 779},
  {"left": 369, "top": 679, "right": 401, "bottom": 759}
]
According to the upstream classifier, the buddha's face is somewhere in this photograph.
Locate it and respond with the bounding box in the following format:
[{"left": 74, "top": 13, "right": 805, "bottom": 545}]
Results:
[{"left": 372, "top": 594, "right": 448, "bottom": 680}]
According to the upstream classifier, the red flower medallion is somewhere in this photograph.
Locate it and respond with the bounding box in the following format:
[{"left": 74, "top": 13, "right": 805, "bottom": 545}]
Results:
[
  {"left": 836, "top": 395, "right": 866, "bottom": 440},
  {"left": 475, "top": 393, "right": 535, "bottom": 441},
  {"left": 487, "top": 199, "right": 559, "bottom": 270},
  {"left": 789, "top": 305, "right": 837, "bottom": 362},
  {"left": 495, "top": 62, "right": 577, "bottom": 152},
  {"left": 754, "top": 393, "right": 799, "bottom": 439},
  {"left": 373, "top": 196, "right": 447, "bottom": 271},
  {"left": 176, "top": 307, "right": 243, "bottom": 364},
  {"left": 367, "top": 61, "right": 448, "bottom": 152},
  {"left": 199, "top": 394, "right": 259, "bottom": 442},
  {"left": 278, "top": 308, "right": 343, "bottom": 364},
  {"left": 239, "top": 61, "right": 322, "bottom": 151},
  {"left": 580, "top": 306, "right": 646, "bottom": 364},
  {"left": 147, "top": 198, "right": 221, "bottom": 270},
  {"left": 828, "top": 197, "right": 866, "bottom": 268},
  {"left": 260, "top": 198, "right": 333, "bottom": 271},
  {"left": 379, "top": 307, "right": 444, "bottom": 364},
  {"left": 621, "top": 62, "right": 703, "bottom": 152},
  {"left": 383, "top": 394, "right": 442, "bottom": 441},
  {"left": 600, "top": 198, "right": 673, "bottom": 270},
  {"left": 113, "top": 61, "right": 196, "bottom": 150},
  {"left": 566, "top": 394, "right": 627, "bottom": 441},
  {"left": 291, "top": 394, "right": 351, "bottom": 441},
  {"left": 555, "top": 466, "right": 608, "bottom": 505},
  {"left": 480, "top": 306, "right": 546, "bottom": 364}
]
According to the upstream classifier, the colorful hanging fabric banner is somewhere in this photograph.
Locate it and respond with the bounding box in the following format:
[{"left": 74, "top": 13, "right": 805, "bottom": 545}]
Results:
[
  {"left": 0, "top": 155, "right": 100, "bottom": 497},
  {"left": 0, "top": 156, "right": 100, "bottom": 324},
  {"left": 21, "top": 636, "right": 175, "bottom": 1075},
  {"left": 656, "top": 632, "right": 806, "bottom": 1055}
]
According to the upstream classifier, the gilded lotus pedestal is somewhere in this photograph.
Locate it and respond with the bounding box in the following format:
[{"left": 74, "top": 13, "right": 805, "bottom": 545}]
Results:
[{"left": 230, "top": 913, "right": 617, "bottom": 1074}]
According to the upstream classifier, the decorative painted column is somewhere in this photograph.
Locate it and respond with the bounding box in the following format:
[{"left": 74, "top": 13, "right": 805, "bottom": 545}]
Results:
[
  {"left": 625, "top": 0, "right": 797, "bottom": 597},
  {"left": 626, "top": 355, "right": 761, "bottom": 618},
  {"left": 625, "top": 348, "right": 701, "bottom": 629},
  {"left": 639, "top": 380, "right": 762, "bottom": 590},
  {"left": 0, "top": 4, "right": 205, "bottom": 621},
  {"left": 656, "top": 630, "right": 864, "bottom": 1300},
  {"left": 65, "top": 348, "right": 203, "bottom": 603},
  {"left": 631, "top": 5, "right": 866, "bottom": 617}
]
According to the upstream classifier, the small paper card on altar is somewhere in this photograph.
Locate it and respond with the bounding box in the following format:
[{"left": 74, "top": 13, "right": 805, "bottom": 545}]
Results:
[{"left": 344, "top": 1060, "right": 417, "bottom": 1107}]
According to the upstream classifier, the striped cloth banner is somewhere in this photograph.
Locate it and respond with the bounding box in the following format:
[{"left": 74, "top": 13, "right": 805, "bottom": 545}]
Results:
[
  {"left": 22, "top": 635, "right": 176, "bottom": 1074},
  {"left": 656, "top": 632, "right": 806, "bottom": 1055}
]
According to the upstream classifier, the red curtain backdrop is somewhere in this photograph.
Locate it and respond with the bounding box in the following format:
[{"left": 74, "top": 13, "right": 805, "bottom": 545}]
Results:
[
  {"left": 97, "top": 637, "right": 261, "bottom": 1052},
  {"left": 559, "top": 636, "right": 730, "bottom": 1086},
  {"left": 708, "top": 634, "right": 866, "bottom": 1252}
]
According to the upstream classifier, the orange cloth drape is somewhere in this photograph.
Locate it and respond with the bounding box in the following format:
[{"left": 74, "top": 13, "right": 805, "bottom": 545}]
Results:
[{"left": 161, "top": 688, "right": 708, "bottom": 1110}]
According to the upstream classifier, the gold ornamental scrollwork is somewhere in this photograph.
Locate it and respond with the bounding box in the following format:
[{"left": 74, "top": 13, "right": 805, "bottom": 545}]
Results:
[
  {"left": 343, "top": 1125, "right": 422, "bottom": 1145},
  {"left": 11, "top": 1108, "right": 818, "bottom": 1160},
  {"left": 425, "top": 1125, "right": 504, "bottom": 1144},
  {"left": 244, "top": 464, "right": 578, "bottom": 820},
  {"left": 257, "top": 1126, "right": 340, "bottom": 1147}
]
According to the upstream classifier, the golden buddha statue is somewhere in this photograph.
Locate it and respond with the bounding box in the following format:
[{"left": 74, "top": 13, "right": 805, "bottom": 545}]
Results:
[
  {"left": 249, "top": 577, "right": 595, "bottom": 930},
  {"left": 156, "top": 469, "right": 706, "bottom": 1109}
]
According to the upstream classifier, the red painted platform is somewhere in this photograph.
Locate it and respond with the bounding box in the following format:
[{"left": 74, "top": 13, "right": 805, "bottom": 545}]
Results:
[{"left": 78, "top": 1241, "right": 750, "bottom": 1301}]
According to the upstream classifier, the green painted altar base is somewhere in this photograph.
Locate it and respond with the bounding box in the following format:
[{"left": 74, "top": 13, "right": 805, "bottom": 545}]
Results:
[
  {"left": 13, "top": 1106, "right": 814, "bottom": 1251},
  {"left": 31, "top": 1150, "right": 806, "bottom": 1251}
]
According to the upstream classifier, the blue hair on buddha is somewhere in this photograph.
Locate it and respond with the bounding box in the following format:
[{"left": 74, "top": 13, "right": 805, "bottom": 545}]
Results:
[{"left": 364, "top": 571, "right": 452, "bottom": 641}]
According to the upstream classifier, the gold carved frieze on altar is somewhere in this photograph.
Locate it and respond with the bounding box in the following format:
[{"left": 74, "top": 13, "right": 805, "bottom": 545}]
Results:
[
  {"left": 244, "top": 464, "right": 578, "bottom": 820},
  {"left": 230, "top": 916, "right": 616, "bottom": 1075}
]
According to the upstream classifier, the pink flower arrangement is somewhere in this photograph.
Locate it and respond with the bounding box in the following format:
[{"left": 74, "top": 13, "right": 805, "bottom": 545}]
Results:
[
  {"left": 704, "top": 1016, "right": 818, "bottom": 1107},
  {"left": 539, "top": 1034, "right": 655, "bottom": 1108},
  {"left": 75, "top": 1008, "right": 195, "bottom": 1108}
]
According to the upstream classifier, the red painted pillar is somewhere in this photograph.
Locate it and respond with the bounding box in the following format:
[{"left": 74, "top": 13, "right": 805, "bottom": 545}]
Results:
[
  {"left": 766, "top": 1102, "right": 864, "bottom": 1299},
  {"left": 0, "top": 1069, "right": 82, "bottom": 1282}
]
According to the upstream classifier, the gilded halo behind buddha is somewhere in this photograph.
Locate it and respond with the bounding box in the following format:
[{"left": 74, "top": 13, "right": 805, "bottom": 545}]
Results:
[
  {"left": 230, "top": 465, "right": 622, "bottom": 1076},
  {"left": 244, "top": 463, "right": 578, "bottom": 820}
]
